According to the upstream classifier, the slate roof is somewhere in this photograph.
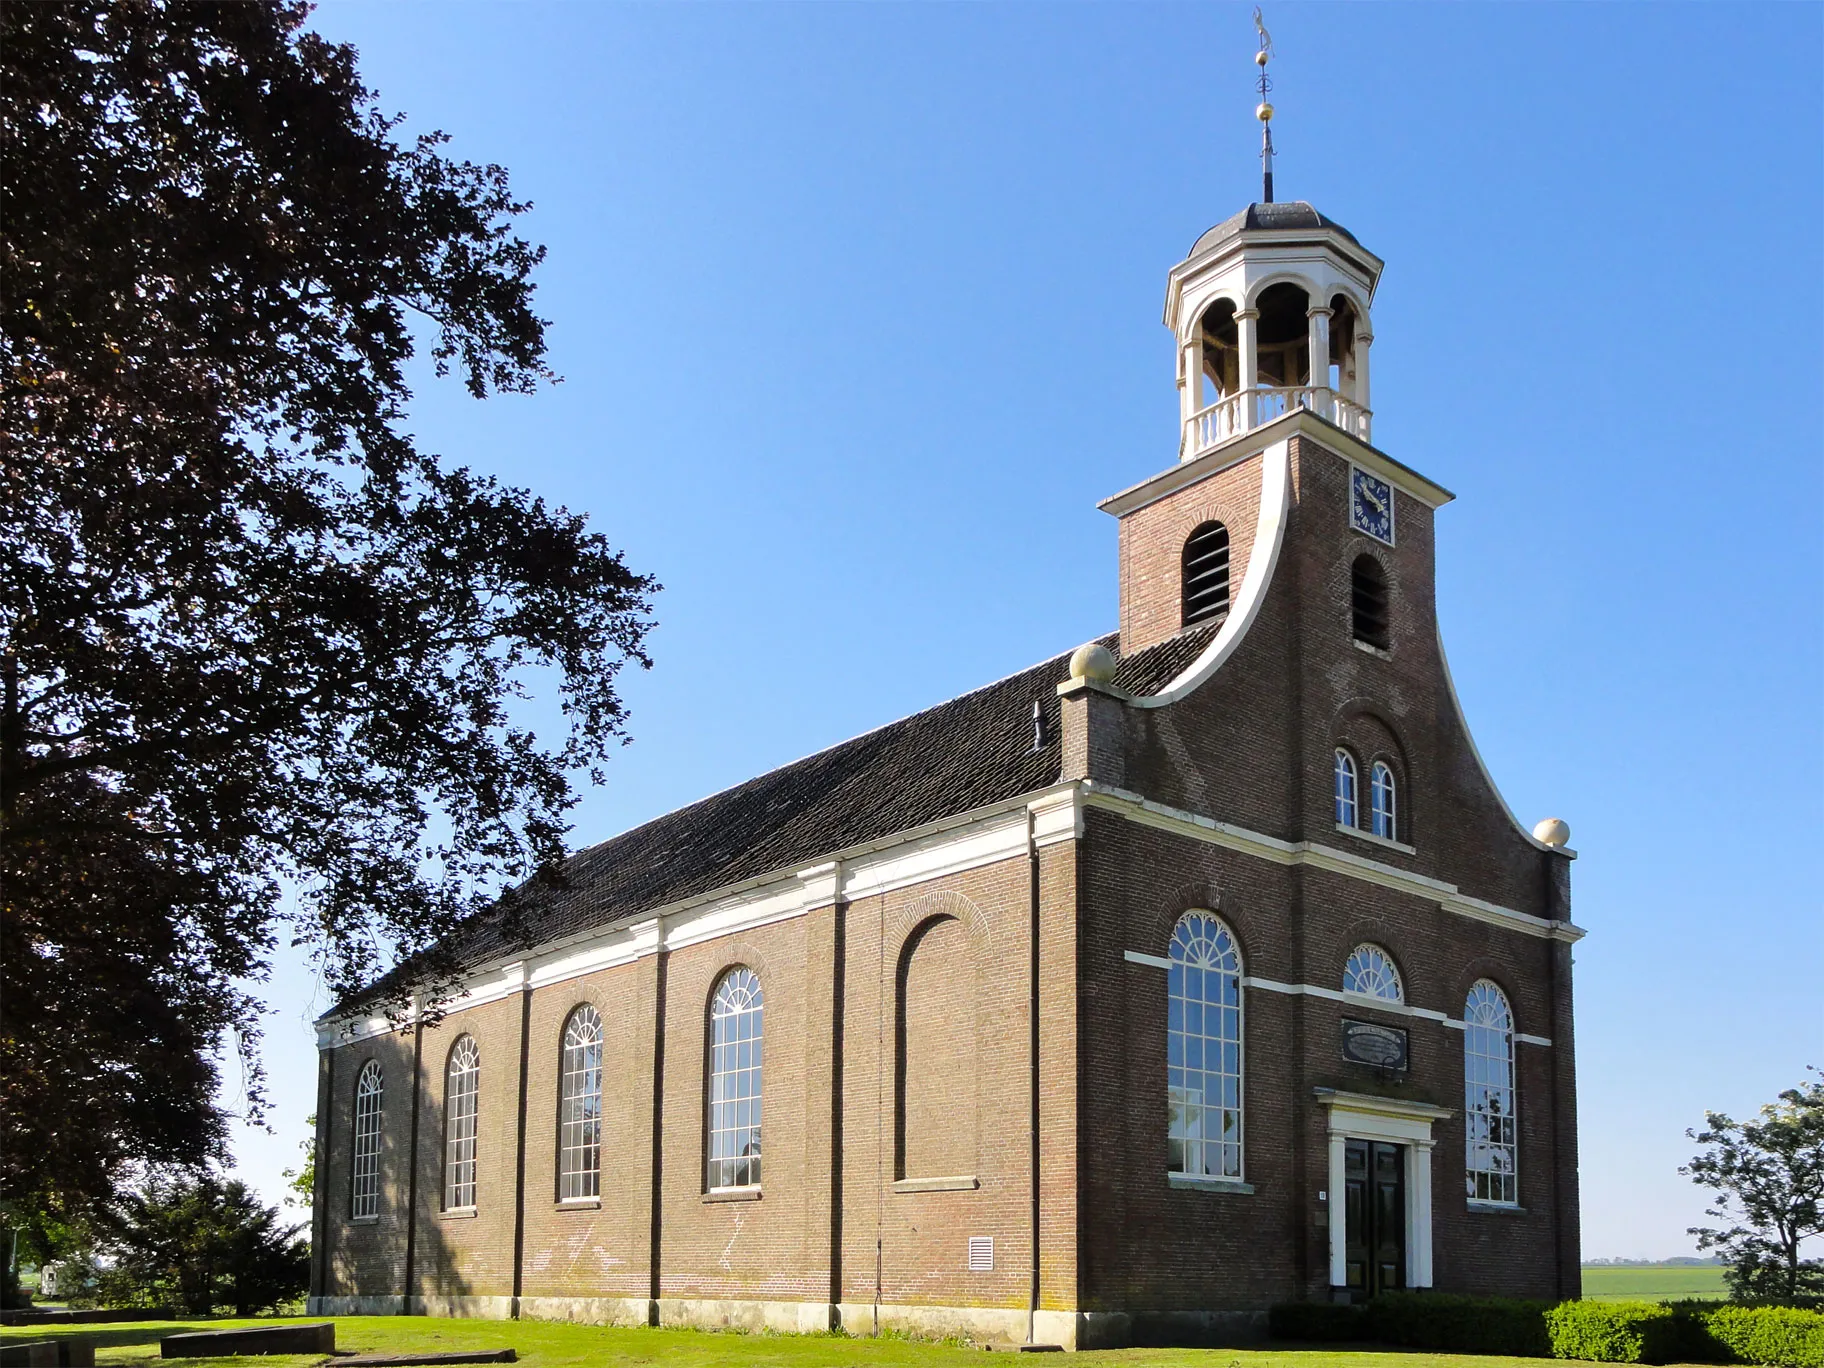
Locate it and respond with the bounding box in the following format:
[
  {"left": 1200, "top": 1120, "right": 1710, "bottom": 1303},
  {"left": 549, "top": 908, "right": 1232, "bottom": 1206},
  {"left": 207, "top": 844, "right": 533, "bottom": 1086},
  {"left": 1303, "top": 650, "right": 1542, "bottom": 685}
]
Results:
[
  {"left": 1189, "top": 200, "right": 1363, "bottom": 258},
  {"left": 342, "top": 625, "right": 1218, "bottom": 1011}
]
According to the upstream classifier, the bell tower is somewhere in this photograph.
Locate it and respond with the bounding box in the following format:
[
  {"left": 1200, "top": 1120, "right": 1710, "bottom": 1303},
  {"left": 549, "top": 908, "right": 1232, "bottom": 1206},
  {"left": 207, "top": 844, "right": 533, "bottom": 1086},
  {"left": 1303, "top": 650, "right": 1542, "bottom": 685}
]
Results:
[{"left": 1163, "top": 23, "right": 1383, "bottom": 460}]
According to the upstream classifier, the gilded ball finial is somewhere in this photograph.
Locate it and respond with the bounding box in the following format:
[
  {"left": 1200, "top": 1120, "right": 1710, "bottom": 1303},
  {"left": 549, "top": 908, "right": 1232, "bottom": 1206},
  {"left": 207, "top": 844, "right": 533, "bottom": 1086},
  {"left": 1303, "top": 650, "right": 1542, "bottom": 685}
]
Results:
[
  {"left": 1255, "top": 49, "right": 1269, "bottom": 67},
  {"left": 1256, "top": 101, "right": 1274, "bottom": 122}
]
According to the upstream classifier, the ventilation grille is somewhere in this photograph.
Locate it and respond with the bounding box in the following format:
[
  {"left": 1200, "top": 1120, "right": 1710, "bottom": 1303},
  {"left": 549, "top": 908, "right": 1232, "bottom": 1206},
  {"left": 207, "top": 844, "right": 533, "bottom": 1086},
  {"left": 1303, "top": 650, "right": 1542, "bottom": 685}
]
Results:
[
  {"left": 967, "top": 1236, "right": 994, "bottom": 1271},
  {"left": 1182, "top": 522, "right": 1232, "bottom": 627},
  {"left": 1351, "top": 555, "right": 1390, "bottom": 650}
]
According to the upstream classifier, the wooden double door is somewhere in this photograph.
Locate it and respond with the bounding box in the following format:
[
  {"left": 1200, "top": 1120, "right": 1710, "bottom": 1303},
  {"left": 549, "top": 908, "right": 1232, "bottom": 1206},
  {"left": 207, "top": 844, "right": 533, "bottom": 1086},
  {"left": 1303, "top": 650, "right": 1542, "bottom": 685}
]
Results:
[{"left": 1343, "top": 1138, "right": 1406, "bottom": 1299}]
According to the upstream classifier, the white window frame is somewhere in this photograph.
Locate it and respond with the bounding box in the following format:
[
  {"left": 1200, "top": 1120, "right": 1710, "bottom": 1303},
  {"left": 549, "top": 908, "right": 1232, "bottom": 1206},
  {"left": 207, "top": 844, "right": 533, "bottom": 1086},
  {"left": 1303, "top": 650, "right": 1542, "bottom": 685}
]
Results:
[
  {"left": 558, "top": 1005, "right": 603, "bottom": 1201},
  {"left": 1342, "top": 943, "right": 1404, "bottom": 1003},
  {"left": 351, "top": 1059, "right": 383, "bottom": 1220},
  {"left": 443, "top": 1036, "right": 480, "bottom": 1211},
  {"left": 1167, "top": 912, "right": 1244, "bottom": 1181},
  {"left": 1464, "top": 980, "right": 1519, "bottom": 1206},
  {"left": 1370, "top": 760, "right": 1398, "bottom": 841},
  {"left": 1334, "top": 748, "right": 1359, "bottom": 828},
  {"left": 707, "top": 968, "right": 764, "bottom": 1191}
]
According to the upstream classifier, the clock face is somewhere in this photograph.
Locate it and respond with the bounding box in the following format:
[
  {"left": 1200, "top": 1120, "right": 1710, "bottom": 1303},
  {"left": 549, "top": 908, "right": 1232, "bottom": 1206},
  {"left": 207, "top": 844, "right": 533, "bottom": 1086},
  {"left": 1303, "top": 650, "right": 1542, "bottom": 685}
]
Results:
[{"left": 1350, "top": 467, "right": 1395, "bottom": 545}]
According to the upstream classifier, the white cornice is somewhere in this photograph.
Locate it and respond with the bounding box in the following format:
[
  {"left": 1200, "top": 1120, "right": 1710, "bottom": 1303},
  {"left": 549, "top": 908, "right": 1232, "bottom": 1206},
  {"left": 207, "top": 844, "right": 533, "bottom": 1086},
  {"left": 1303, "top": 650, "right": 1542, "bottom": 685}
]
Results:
[
  {"left": 1081, "top": 782, "right": 1584, "bottom": 944},
  {"left": 318, "top": 773, "right": 1578, "bottom": 1049},
  {"left": 1098, "top": 408, "right": 1453, "bottom": 520},
  {"left": 317, "top": 785, "right": 1090, "bottom": 1040}
]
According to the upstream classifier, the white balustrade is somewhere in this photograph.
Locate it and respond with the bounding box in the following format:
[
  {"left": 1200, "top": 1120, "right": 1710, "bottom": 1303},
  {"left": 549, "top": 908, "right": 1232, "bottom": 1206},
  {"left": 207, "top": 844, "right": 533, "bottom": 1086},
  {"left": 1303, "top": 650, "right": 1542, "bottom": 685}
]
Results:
[{"left": 1182, "top": 386, "right": 1372, "bottom": 458}]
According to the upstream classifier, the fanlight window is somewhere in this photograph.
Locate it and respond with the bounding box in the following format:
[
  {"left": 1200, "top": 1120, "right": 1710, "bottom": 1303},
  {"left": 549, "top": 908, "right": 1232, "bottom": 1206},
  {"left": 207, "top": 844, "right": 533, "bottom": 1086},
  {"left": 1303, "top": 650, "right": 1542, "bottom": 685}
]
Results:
[
  {"left": 444, "top": 1036, "right": 480, "bottom": 1210},
  {"left": 708, "top": 968, "right": 764, "bottom": 1190},
  {"left": 1352, "top": 554, "right": 1390, "bottom": 650},
  {"left": 1464, "top": 981, "right": 1518, "bottom": 1204},
  {"left": 351, "top": 1060, "right": 383, "bottom": 1219},
  {"left": 1167, "top": 913, "right": 1244, "bottom": 1179},
  {"left": 558, "top": 1006, "right": 603, "bottom": 1200},
  {"left": 1334, "top": 748, "right": 1359, "bottom": 827},
  {"left": 1370, "top": 761, "right": 1398, "bottom": 841},
  {"left": 1182, "top": 521, "right": 1232, "bottom": 627},
  {"left": 1342, "top": 944, "right": 1403, "bottom": 1002}
]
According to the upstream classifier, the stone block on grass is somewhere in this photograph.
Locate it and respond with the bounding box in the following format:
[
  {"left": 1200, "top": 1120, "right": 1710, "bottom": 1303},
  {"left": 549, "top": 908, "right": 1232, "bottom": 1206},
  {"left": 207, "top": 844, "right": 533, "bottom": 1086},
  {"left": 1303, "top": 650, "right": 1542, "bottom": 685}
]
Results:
[{"left": 160, "top": 1323, "right": 335, "bottom": 1358}]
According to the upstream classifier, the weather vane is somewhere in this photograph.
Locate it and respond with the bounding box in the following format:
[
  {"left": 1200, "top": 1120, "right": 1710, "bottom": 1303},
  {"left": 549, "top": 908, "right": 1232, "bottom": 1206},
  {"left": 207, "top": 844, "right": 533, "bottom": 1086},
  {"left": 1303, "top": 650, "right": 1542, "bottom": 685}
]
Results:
[{"left": 1253, "top": 7, "right": 1276, "bottom": 203}]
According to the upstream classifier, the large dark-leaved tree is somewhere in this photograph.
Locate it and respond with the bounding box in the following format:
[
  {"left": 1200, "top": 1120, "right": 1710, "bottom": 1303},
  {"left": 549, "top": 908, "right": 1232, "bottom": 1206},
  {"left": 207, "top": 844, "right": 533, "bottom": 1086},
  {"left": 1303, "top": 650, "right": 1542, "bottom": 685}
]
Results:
[{"left": 1, "top": 0, "right": 656, "bottom": 1220}]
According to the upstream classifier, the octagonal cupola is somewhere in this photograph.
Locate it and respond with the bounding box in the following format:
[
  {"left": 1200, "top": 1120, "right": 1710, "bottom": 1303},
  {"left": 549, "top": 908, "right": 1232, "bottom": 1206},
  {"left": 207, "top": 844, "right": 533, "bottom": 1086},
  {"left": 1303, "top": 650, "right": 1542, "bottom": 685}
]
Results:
[{"left": 1165, "top": 199, "right": 1383, "bottom": 461}]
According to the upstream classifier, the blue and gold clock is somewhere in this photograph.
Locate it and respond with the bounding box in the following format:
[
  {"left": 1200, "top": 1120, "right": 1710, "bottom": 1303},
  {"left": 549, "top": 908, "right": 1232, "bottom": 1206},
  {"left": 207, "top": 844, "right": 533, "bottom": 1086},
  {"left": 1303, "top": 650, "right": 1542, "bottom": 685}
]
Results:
[{"left": 1350, "top": 467, "right": 1395, "bottom": 545}]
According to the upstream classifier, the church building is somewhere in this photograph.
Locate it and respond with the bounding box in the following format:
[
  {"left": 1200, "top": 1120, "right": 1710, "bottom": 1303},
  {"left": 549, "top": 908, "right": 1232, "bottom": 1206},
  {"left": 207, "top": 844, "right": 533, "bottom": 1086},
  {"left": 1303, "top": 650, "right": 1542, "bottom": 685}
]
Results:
[{"left": 309, "top": 138, "right": 1585, "bottom": 1347}]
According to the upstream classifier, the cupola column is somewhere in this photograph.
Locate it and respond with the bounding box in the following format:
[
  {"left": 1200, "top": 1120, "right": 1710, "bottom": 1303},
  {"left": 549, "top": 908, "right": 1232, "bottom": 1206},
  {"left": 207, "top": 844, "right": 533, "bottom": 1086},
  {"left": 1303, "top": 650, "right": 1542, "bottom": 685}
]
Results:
[
  {"left": 1306, "top": 304, "right": 1332, "bottom": 415},
  {"left": 1235, "top": 308, "right": 1260, "bottom": 431},
  {"left": 1353, "top": 330, "right": 1373, "bottom": 412}
]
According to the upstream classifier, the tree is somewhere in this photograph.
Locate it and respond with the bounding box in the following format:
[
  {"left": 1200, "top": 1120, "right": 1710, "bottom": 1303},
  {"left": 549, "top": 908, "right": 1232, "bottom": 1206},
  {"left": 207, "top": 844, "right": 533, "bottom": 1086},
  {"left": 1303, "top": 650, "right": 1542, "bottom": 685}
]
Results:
[
  {"left": 280, "top": 1115, "right": 316, "bottom": 1210},
  {"left": 92, "top": 1176, "right": 307, "bottom": 1315},
  {"left": 1684, "top": 1068, "right": 1824, "bottom": 1308},
  {"left": 1, "top": 1, "right": 657, "bottom": 1219}
]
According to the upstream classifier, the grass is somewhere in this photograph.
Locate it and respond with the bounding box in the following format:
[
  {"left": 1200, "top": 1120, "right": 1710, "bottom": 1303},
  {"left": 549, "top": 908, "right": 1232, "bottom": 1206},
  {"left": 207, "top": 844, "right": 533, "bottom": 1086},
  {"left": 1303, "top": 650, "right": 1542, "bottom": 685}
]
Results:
[
  {"left": 1578, "top": 1265, "right": 1730, "bottom": 1303},
  {"left": 0, "top": 1313, "right": 1723, "bottom": 1368}
]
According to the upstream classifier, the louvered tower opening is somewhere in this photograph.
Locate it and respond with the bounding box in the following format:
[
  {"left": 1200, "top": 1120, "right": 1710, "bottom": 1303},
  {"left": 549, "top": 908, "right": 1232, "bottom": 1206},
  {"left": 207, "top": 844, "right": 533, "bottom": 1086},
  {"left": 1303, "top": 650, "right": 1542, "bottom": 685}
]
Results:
[
  {"left": 1352, "top": 554, "right": 1390, "bottom": 650},
  {"left": 1182, "top": 521, "right": 1232, "bottom": 627}
]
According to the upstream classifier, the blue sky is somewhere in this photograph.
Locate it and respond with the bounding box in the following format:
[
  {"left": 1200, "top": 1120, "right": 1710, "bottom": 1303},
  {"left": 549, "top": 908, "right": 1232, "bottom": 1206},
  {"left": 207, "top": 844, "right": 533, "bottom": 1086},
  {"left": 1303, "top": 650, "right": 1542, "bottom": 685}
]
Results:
[{"left": 235, "top": 1, "right": 1823, "bottom": 1261}]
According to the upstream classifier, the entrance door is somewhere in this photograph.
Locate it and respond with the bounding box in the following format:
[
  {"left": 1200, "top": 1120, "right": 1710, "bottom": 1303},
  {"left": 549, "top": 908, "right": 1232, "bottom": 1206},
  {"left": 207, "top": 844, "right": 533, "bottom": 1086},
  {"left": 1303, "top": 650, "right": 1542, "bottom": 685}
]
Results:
[{"left": 1343, "top": 1138, "right": 1405, "bottom": 1299}]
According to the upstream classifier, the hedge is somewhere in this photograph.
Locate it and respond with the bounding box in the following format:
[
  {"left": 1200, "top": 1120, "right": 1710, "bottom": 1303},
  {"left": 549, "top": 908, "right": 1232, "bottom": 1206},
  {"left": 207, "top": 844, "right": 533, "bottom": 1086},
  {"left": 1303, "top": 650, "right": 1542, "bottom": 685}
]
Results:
[
  {"left": 1268, "top": 1294, "right": 1824, "bottom": 1366},
  {"left": 1706, "top": 1305, "right": 1824, "bottom": 1368}
]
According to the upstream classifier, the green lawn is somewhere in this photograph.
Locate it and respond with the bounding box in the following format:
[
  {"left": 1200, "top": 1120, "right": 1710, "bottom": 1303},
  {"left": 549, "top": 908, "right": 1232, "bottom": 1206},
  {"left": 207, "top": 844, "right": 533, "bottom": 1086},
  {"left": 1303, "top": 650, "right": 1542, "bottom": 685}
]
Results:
[
  {"left": 0, "top": 1313, "right": 1716, "bottom": 1368},
  {"left": 1577, "top": 1264, "right": 1729, "bottom": 1303}
]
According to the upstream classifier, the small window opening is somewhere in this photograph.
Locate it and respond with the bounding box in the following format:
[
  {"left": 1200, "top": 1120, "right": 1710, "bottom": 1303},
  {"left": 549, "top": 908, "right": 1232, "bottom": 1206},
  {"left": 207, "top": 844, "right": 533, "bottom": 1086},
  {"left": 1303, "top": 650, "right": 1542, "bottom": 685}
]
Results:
[
  {"left": 1182, "top": 522, "right": 1232, "bottom": 627},
  {"left": 1352, "top": 554, "right": 1390, "bottom": 650}
]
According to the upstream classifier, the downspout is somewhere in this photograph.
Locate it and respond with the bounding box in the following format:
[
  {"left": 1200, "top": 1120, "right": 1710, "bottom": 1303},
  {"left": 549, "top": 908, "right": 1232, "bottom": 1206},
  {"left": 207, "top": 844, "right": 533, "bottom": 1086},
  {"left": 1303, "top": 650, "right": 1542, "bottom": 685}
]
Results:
[
  {"left": 1026, "top": 808, "right": 1041, "bottom": 1346},
  {"left": 401, "top": 1009, "right": 424, "bottom": 1315},
  {"left": 511, "top": 973, "right": 532, "bottom": 1318}
]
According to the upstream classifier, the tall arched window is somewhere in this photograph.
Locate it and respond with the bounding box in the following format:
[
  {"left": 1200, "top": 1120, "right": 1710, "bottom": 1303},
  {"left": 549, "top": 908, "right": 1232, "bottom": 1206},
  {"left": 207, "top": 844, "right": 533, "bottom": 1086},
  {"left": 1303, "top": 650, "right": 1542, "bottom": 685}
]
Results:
[
  {"left": 1334, "top": 748, "right": 1359, "bottom": 827},
  {"left": 558, "top": 1006, "right": 603, "bottom": 1201},
  {"left": 1352, "top": 554, "right": 1390, "bottom": 650},
  {"left": 1342, "top": 944, "right": 1403, "bottom": 1002},
  {"left": 444, "top": 1036, "right": 480, "bottom": 1211},
  {"left": 1464, "top": 981, "right": 1518, "bottom": 1204},
  {"left": 708, "top": 968, "right": 764, "bottom": 1190},
  {"left": 351, "top": 1060, "right": 383, "bottom": 1219},
  {"left": 1182, "top": 521, "right": 1232, "bottom": 627},
  {"left": 1167, "top": 913, "right": 1244, "bottom": 1179},
  {"left": 1370, "top": 760, "right": 1398, "bottom": 840}
]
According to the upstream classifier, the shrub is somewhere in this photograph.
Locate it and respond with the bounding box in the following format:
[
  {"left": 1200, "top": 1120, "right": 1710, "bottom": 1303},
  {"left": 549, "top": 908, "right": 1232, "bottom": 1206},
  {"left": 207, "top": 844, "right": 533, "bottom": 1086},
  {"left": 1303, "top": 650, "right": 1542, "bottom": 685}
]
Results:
[
  {"left": 1705, "top": 1304, "right": 1824, "bottom": 1368},
  {"left": 1367, "top": 1291, "right": 1553, "bottom": 1358},
  {"left": 1266, "top": 1300, "right": 1367, "bottom": 1342},
  {"left": 1542, "top": 1300, "right": 1729, "bottom": 1364}
]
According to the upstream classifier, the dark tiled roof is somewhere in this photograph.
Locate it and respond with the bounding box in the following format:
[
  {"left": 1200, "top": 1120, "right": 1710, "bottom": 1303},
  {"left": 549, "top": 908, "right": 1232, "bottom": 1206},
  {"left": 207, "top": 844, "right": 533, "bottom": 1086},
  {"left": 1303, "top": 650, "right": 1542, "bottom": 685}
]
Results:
[
  {"left": 1189, "top": 200, "right": 1363, "bottom": 258},
  {"left": 344, "top": 625, "right": 1218, "bottom": 1010}
]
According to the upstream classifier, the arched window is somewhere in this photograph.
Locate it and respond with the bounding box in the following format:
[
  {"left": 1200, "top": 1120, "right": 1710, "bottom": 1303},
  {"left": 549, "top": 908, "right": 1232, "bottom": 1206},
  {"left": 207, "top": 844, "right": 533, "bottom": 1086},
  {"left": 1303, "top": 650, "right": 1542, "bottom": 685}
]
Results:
[
  {"left": 1182, "top": 521, "right": 1232, "bottom": 627},
  {"left": 1334, "top": 748, "right": 1359, "bottom": 827},
  {"left": 896, "top": 916, "right": 976, "bottom": 1180},
  {"left": 351, "top": 1060, "right": 383, "bottom": 1219},
  {"left": 1342, "top": 944, "right": 1403, "bottom": 1002},
  {"left": 1167, "top": 913, "right": 1244, "bottom": 1179},
  {"left": 1370, "top": 760, "right": 1398, "bottom": 841},
  {"left": 1352, "top": 554, "right": 1390, "bottom": 650},
  {"left": 443, "top": 1036, "right": 480, "bottom": 1211},
  {"left": 1464, "top": 981, "right": 1518, "bottom": 1204},
  {"left": 708, "top": 968, "right": 764, "bottom": 1190},
  {"left": 558, "top": 1006, "right": 603, "bottom": 1201}
]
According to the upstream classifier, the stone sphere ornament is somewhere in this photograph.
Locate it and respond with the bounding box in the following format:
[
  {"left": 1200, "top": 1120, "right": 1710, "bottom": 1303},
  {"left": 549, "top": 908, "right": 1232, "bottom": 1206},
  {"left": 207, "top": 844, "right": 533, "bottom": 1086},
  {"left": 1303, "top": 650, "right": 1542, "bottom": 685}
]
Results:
[
  {"left": 1069, "top": 642, "right": 1117, "bottom": 685},
  {"left": 1532, "top": 817, "right": 1571, "bottom": 848}
]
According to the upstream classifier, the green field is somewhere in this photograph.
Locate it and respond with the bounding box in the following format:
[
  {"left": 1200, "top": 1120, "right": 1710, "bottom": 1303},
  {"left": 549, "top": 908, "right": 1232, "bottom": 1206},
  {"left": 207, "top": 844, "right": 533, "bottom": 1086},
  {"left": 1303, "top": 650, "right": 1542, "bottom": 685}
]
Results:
[
  {"left": 0, "top": 1313, "right": 1585, "bottom": 1368},
  {"left": 1578, "top": 1264, "right": 1730, "bottom": 1302}
]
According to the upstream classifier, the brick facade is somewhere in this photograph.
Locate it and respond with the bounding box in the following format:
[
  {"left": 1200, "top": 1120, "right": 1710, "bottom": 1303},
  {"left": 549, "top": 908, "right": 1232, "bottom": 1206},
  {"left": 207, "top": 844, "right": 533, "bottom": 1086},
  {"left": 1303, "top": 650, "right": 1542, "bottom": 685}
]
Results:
[{"left": 313, "top": 363, "right": 1580, "bottom": 1349}]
